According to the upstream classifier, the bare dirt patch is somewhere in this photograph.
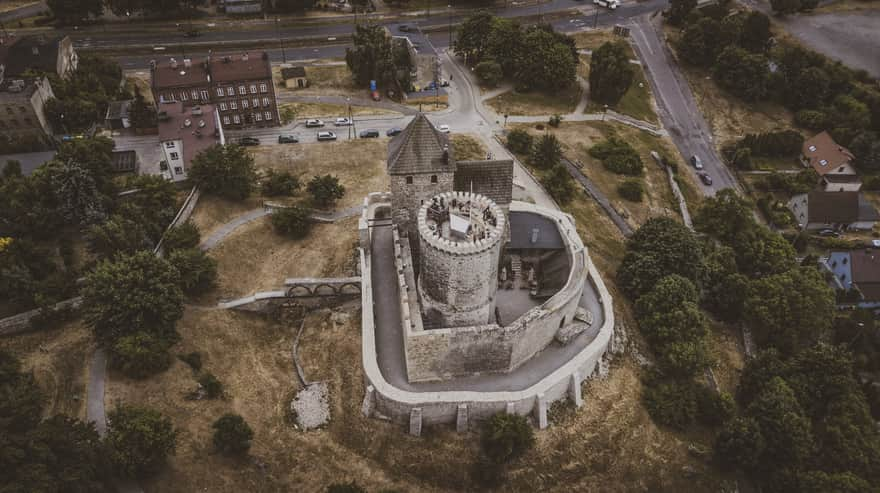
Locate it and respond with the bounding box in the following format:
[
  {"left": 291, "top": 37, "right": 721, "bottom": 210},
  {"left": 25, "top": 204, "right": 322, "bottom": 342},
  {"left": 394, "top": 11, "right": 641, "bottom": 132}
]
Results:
[
  {"left": 279, "top": 102, "right": 400, "bottom": 120},
  {"left": 274, "top": 63, "right": 363, "bottom": 98},
  {"left": 571, "top": 30, "right": 636, "bottom": 59},
  {"left": 209, "top": 216, "right": 358, "bottom": 299},
  {"left": 450, "top": 133, "right": 488, "bottom": 161},
  {"left": 0, "top": 320, "right": 94, "bottom": 420},
  {"left": 485, "top": 84, "right": 583, "bottom": 116}
]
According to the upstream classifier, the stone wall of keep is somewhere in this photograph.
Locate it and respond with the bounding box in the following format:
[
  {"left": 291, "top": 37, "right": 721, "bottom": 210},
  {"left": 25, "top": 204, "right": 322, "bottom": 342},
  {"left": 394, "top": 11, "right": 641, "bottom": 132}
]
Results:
[{"left": 390, "top": 172, "right": 454, "bottom": 239}]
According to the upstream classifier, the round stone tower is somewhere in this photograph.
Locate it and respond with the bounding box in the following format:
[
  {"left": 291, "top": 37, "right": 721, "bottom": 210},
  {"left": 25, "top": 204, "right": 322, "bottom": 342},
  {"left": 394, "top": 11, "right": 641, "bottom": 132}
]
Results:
[{"left": 417, "top": 191, "right": 506, "bottom": 328}]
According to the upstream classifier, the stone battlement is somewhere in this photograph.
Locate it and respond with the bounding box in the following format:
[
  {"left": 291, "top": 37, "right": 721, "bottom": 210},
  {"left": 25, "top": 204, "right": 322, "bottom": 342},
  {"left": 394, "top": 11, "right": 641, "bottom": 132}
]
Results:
[{"left": 417, "top": 191, "right": 505, "bottom": 256}]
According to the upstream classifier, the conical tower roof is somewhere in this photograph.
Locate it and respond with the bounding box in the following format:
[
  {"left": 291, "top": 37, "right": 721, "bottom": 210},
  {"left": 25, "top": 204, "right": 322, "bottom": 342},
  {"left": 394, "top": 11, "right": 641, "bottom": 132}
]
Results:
[{"left": 387, "top": 113, "right": 454, "bottom": 175}]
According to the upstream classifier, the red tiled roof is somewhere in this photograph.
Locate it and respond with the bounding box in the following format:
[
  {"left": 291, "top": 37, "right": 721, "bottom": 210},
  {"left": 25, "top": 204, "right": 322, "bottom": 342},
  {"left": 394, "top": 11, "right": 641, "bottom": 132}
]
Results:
[
  {"left": 152, "top": 58, "right": 210, "bottom": 89},
  {"left": 802, "top": 131, "right": 855, "bottom": 176},
  {"left": 209, "top": 53, "right": 271, "bottom": 82}
]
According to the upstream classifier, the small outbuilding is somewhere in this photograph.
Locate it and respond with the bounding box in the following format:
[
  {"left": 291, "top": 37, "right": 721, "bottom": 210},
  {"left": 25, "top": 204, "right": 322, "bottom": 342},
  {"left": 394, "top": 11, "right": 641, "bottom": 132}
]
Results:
[
  {"left": 282, "top": 66, "right": 308, "bottom": 89},
  {"left": 105, "top": 100, "right": 132, "bottom": 129}
]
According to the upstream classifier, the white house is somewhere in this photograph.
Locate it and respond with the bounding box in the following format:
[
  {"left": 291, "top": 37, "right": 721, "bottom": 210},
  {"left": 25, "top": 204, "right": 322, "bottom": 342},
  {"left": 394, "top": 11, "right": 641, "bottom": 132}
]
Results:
[{"left": 157, "top": 103, "right": 223, "bottom": 182}]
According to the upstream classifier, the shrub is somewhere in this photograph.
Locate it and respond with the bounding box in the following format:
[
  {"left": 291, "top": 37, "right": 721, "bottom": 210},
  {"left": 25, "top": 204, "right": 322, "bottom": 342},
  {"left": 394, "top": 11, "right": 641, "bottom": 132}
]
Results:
[
  {"left": 326, "top": 482, "right": 367, "bottom": 493},
  {"left": 697, "top": 388, "right": 735, "bottom": 426},
  {"left": 480, "top": 412, "right": 535, "bottom": 464},
  {"left": 795, "top": 109, "right": 828, "bottom": 131},
  {"left": 271, "top": 206, "right": 313, "bottom": 239},
  {"left": 642, "top": 377, "right": 698, "bottom": 429},
  {"left": 732, "top": 147, "right": 753, "bottom": 170},
  {"left": 261, "top": 169, "right": 301, "bottom": 197},
  {"left": 734, "top": 130, "right": 804, "bottom": 158},
  {"left": 529, "top": 134, "right": 562, "bottom": 169},
  {"left": 109, "top": 331, "right": 174, "bottom": 379},
  {"left": 548, "top": 114, "right": 563, "bottom": 127},
  {"left": 197, "top": 372, "right": 223, "bottom": 399},
  {"left": 167, "top": 248, "right": 217, "bottom": 295},
  {"left": 506, "top": 128, "right": 533, "bottom": 154},
  {"left": 162, "top": 222, "right": 201, "bottom": 252},
  {"left": 212, "top": 413, "right": 254, "bottom": 455},
  {"left": 589, "top": 137, "right": 644, "bottom": 175},
  {"left": 188, "top": 144, "right": 257, "bottom": 201},
  {"left": 617, "top": 179, "right": 644, "bottom": 202},
  {"left": 475, "top": 60, "right": 503, "bottom": 87},
  {"left": 177, "top": 351, "right": 202, "bottom": 372},
  {"left": 106, "top": 405, "right": 178, "bottom": 478},
  {"left": 307, "top": 174, "right": 345, "bottom": 208},
  {"left": 542, "top": 164, "right": 576, "bottom": 205}
]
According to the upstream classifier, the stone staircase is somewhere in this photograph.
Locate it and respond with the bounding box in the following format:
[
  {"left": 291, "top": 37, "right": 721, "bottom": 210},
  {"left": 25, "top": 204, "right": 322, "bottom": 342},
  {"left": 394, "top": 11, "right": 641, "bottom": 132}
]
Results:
[{"left": 510, "top": 256, "right": 522, "bottom": 280}]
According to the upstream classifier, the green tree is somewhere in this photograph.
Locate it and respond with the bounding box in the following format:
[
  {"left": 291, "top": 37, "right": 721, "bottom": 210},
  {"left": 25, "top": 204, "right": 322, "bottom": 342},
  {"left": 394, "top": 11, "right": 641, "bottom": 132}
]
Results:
[
  {"left": 740, "top": 12, "right": 772, "bottom": 53},
  {"left": 665, "top": 0, "right": 697, "bottom": 26},
  {"left": 715, "top": 416, "right": 767, "bottom": 471},
  {"left": 744, "top": 268, "right": 835, "bottom": 355},
  {"left": 789, "top": 67, "right": 830, "bottom": 110},
  {"left": 693, "top": 188, "right": 755, "bottom": 245},
  {"left": 713, "top": 47, "right": 771, "bottom": 102},
  {"left": 678, "top": 17, "right": 722, "bottom": 67},
  {"left": 37, "top": 159, "right": 109, "bottom": 226},
  {"left": 271, "top": 206, "right": 313, "bottom": 239},
  {"left": 486, "top": 18, "right": 525, "bottom": 77},
  {"left": 850, "top": 132, "right": 880, "bottom": 172},
  {"left": 307, "top": 174, "right": 346, "bottom": 208},
  {"left": 198, "top": 372, "right": 223, "bottom": 399},
  {"left": 128, "top": 87, "right": 157, "bottom": 129},
  {"left": 47, "top": 0, "right": 104, "bottom": 24},
  {"left": 188, "top": 144, "right": 257, "bottom": 200},
  {"left": 0, "top": 350, "right": 44, "bottom": 432},
  {"left": 212, "top": 413, "right": 254, "bottom": 455},
  {"left": 162, "top": 222, "right": 201, "bottom": 252},
  {"left": 588, "top": 137, "right": 644, "bottom": 175},
  {"left": 618, "top": 217, "right": 704, "bottom": 298},
  {"left": 82, "top": 251, "right": 184, "bottom": 347},
  {"left": 589, "top": 42, "right": 635, "bottom": 105},
  {"left": 346, "top": 23, "right": 395, "bottom": 87},
  {"left": 480, "top": 413, "right": 535, "bottom": 464},
  {"left": 119, "top": 174, "right": 178, "bottom": 241},
  {"left": 542, "top": 164, "right": 576, "bottom": 205},
  {"left": 505, "top": 128, "right": 533, "bottom": 154},
  {"left": 529, "top": 134, "right": 562, "bottom": 169},
  {"left": 455, "top": 11, "right": 496, "bottom": 62},
  {"left": 642, "top": 377, "right": 698, "bottom": 429},
  {"left": 261, "top": 169, "right": 301, "bottom": 197},
  {"left": 86, "top": 214, "right": 151, "bottom": 261},
  {"left": 45, "top": 98, "right": 99, "bottom": 134},
  {"left": 748, "top": 377, "right": 815, "bottom": 469},
  {"left": 771, "top": 0, "right": 802, "bottom": 15},
  {"left": 110, "top": 331, "right": 174, "bottom": 378},
  {"left": 514, "top": 27, "right": 577, "bottom": 91},
  {"left": 475, "top": 60, "right": 504, "bottom": 87},
  {"left": 106, "top": 405, "right": 178, "bottom": 477},
  {"left": 167, "top": 248, "right": 217, "bottom": 295}
]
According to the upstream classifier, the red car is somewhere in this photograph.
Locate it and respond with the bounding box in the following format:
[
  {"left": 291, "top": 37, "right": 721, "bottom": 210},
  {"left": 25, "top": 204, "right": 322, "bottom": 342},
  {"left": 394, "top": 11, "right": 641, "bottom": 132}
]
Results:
[{"left": 371, "top": 90, "right": 381, "bottom": 101}]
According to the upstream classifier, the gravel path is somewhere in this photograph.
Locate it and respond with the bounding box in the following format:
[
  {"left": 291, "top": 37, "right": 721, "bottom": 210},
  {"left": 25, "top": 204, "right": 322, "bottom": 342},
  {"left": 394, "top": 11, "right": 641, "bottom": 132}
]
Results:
[{"left": 86, "top": 349, "right": 108, "bottom": 437}]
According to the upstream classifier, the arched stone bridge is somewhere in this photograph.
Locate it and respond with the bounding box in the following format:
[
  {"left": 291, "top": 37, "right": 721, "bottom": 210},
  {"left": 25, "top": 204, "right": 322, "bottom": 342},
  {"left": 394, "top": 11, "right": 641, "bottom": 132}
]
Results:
[{"left": 284, "top": 277, "right": 362, "bottom": 297}]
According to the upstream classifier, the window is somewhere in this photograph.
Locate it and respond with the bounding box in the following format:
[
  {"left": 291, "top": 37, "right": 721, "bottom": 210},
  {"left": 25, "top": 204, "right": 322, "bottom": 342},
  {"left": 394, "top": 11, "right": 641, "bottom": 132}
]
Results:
[
  {"left": 239, "top": 85, "right": 246, "bottom": 95},
  {"left": 250, "top": 84, "right": 257, "bottom": 94},
  {"left": 174, "top": 167, "right": 183, "bottom": 175},
  {"left": 192, "top": 90, "right": 199, "bottom": 100},
  {"left": 223, "top": 116, "right": 230, "bottom": 125},
  {"left": 233, "top": 115, "right": 240, "bottom": 124},
  {"left": 406, "top": 176, "right": 413, "bottom": 184},
  {"left": 241, "top": 99, "right": 249, "bottom": 109},
  {"left": 230, "top": 101, "right": 237, "bottom": 110},
  {"left": 253, "top": 98, "right": 260, "bottom": 107},
  {"left": 219, "top": 102, "right": 227, "bottom": 111},
  {"left": 262, "top": 97, "right": 269, "bottom": 107},
  {"left": 819, "top": 159, "right": 828, "bottom": 166},
  {"left": 165, "top": 142, "right": 176, "bottom": 149},
  {"left": 264, "top": 111, "right": 272, "bottom": 120},
  {"left": 431, "top": 175, "right": 437, "bottom": 183},
  {"left": 254, "top": 112, "right": 262, "bottom": 121},
  {"left": 226, "top": 87, "right": 234, "bottom": 96},
  {"left": 180, "top": 91, "right": 188, "bottom": 101},
  {"left": 169, "top": 152, "right": 179, "bottom": 160},
  {"left": 259, "top": 83, "right": 267, "bottom": 93},
  {"left": 216, "top": 88, "right": 224, "bottom": 97},
  {"left": 201, "top": 90, "right": 209, "bottom": 100}
]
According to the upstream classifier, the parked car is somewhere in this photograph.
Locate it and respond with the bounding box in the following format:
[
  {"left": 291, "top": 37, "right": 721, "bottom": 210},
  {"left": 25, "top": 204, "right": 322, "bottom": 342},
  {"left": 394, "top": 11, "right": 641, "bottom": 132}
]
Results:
[
  {"left": 593, "top": 0, "right": 620, "bottom": 8},
  {"left": 238, "top": 137, "right": 260, "bottom": 146},
  {"left": 398, "top": 24, "right": 413, "bottom": 32},
  {"left": 305, "top": 119, "right": 325, "bottom": 128},
  {"left": 386, "top": 127, "right": 403, "bottom": 137},
  {"left": 690, "top": 155, "right": 704, "bottom": 170},
  {"left": 317, "top": 131, "right": 337, "bottom": 141},
  {"left": 334, "top": 117, "right": 352, "bottom": 126},
  {"left": 278, "top": 135, "right": 299, "bottom": 144},
  {"left": 818, "top": 229, "right": 841, "bottom": 237},
  {"left": 371, "top": 90, "right": 381, "bottom": 101},
  {"left": 359, "top": 129, "right": 380, "bottom": 138},
  {"left": 698, "top": 172, "right": 713, "bottom": 186},
  {"left": 438, "top": 124, "right": 450, "bottom": 133}
]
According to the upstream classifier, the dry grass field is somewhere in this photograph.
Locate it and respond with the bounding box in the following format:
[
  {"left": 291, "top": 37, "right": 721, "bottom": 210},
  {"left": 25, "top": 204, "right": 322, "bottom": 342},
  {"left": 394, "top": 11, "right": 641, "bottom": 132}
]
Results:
[
  {"left": 484, "top": 85, "right": 583, "bottom": 117},
  {"left": 450, "top": 134, "right": 488, "bottom": 161}
]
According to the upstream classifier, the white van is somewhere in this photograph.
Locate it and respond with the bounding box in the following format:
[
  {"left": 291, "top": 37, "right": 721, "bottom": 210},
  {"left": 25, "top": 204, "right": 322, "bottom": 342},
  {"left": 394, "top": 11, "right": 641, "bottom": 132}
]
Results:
[{"left": 594, "top": 0, "right": 620, "bottom": 9}]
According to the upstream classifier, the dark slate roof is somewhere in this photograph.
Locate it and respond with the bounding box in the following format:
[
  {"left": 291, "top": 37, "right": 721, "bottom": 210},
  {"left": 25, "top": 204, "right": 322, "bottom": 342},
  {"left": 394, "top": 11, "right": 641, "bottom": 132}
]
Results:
[
  {"left": 111, "top": 150, "right": 137, "bottom": 173},
  {"left": 387, "top": 113, "right": 453, "bottom": 175},
  {"left": 105, "top": 100, "right": 132, "bottom": 121},
  {"left": 2, "top": 35, "right": 61, "bottom": 76},
  {"left": 454, "top": 160, "right": 514, "bottom": 206},
  {"left": 807, "top": 190, "right": 880, "bottom": 224},
  {"left": 0, "top": 151, "right": 56, "bottom": 176},
  {"left": 507, "top": 211, "right": 565, "bottom": 250},
  {"left": 281, "top": 66, "right": 306, "bottom": 79}
]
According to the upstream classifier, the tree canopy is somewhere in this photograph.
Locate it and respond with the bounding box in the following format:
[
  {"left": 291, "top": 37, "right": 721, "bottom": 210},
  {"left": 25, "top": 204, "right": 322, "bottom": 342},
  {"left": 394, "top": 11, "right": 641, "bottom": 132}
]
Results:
[
  {"left": 106, "top": 405, "right": 178, "bottom": 478},
  {"left": 589, "top": 42, "right": 635, "bottom": 105},
  {"left": 188, "top": 144, "right": 257, "bottom": 200}
]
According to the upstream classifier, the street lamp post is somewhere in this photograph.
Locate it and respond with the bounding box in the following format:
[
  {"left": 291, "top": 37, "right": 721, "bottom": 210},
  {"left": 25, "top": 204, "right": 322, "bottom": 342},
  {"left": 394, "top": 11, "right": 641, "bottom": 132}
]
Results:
[
  {"left": 448, "top": 4, "right": 453, "bottom": 50},
  {"left": 602, "top": 104, "right": 608, "bottom": 121},
  {"left": 276, "top": 18, "right": 287, "bottom": 63}
]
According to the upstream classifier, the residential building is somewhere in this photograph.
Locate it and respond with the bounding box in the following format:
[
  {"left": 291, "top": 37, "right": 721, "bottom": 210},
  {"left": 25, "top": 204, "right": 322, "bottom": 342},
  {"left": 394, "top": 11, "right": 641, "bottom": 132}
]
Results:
[
  {"left": 801, "top": 131, "right": 857, "bottom": 176},
  {"left": 788, "top": 189, "right": 880, "bottom": 231},
  {"left": 222, "top": 0, "right": 263, "bottom": 14},
  {"left": 157, "top": 103, "right": 224, "bottom": 182},
  {"left": 150, "top": 53, "right": 279, "bottom": 129},
  {"left": 822, "top": 250, "right": 880, "bottom": 309},
  {"left": 0, "top": 35, "right": 78, "bottom": 79},
  {"left": 0, "top": 76, "right": 55, "bottom": 139},
  {"left": 111, "top": 150, "right": 138, "bottom": 173},
  {"left": 281, "top": 66, "right": 308, "bottom": 89},
  {"left": 821, "top": 174, "right": 862, "bottom": 192}
]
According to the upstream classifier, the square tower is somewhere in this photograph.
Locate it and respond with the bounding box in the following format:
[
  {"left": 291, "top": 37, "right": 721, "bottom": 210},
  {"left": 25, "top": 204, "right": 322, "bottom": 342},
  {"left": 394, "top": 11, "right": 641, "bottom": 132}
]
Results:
[{"left": 387, "top": 114, "right": 456, "bottom": 248}]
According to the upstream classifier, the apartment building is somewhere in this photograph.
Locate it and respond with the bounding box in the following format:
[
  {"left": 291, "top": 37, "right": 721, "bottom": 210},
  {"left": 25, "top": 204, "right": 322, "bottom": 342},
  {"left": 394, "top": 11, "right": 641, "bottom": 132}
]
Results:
[
  {"left": 150, "top": 52, "right": 279, "bottom": 129},
  {"left": 0, "top": 76, "right": 55, "bottom": 138}
]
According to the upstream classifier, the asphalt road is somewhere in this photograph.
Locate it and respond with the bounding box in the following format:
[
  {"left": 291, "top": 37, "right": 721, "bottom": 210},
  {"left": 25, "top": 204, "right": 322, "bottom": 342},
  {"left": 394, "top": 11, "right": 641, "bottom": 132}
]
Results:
[
  {"left": 0, "top": 1, "right": 46, "bottom": 23},
  {"left": 630, "top": 16, "right": 739, "bottom": 195}
]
